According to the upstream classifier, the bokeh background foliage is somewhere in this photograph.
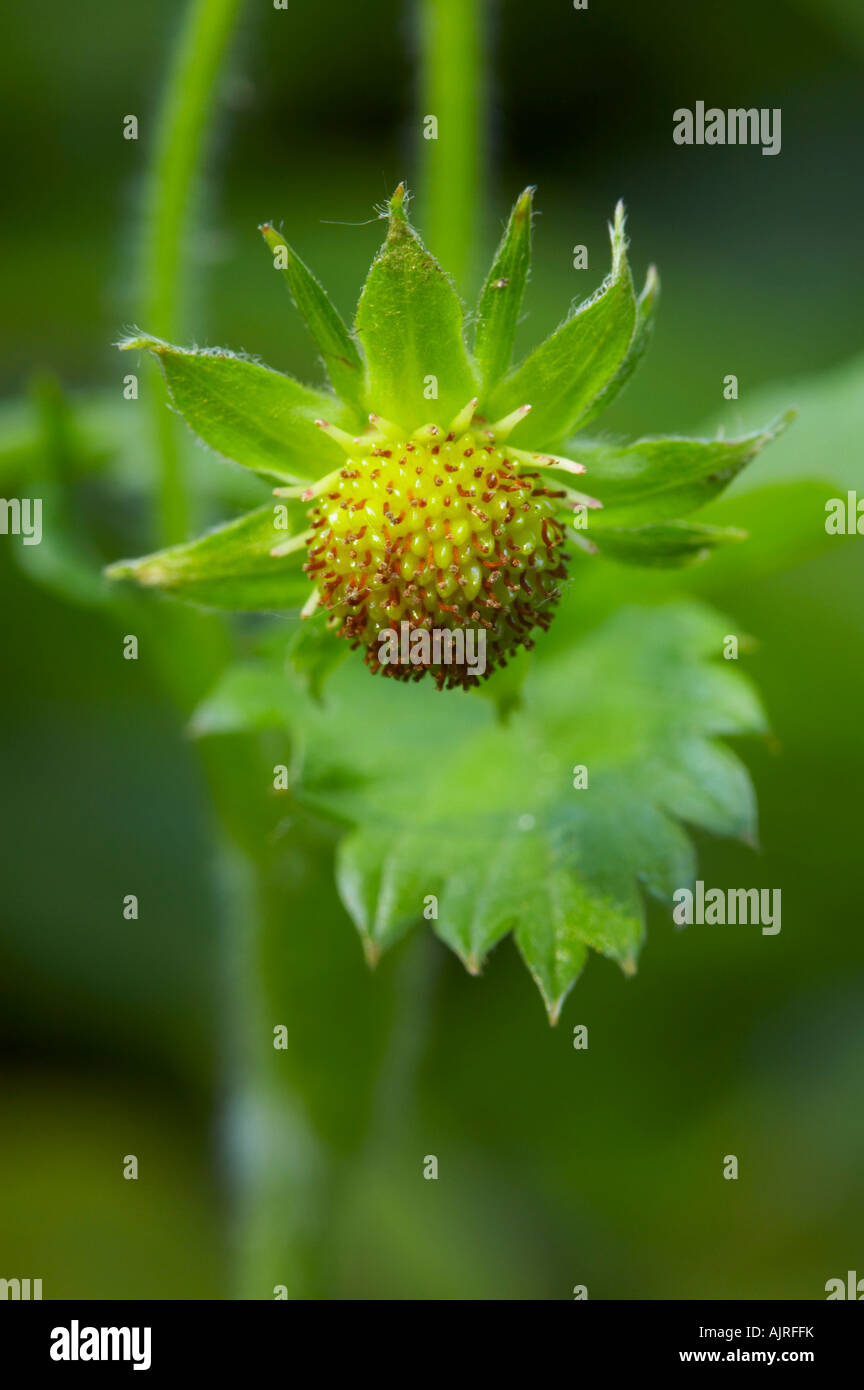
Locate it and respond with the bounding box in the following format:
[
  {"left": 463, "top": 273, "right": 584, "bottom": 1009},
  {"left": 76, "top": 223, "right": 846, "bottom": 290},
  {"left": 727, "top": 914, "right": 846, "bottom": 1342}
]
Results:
[{"left": 1, "top": 0, "right": 863, "bottom": 1299}]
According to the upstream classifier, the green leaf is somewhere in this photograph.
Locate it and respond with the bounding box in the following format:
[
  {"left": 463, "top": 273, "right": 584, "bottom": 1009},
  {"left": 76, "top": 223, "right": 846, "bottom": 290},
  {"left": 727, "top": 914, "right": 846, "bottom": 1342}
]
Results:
[
  {"left": 684, "top": 481, "right": 836, "bottom": 587},
  {"left": 259, "top": 224, "right": 366, "bottom": 414},
  {"left": 703, "top": 349, "right": 864, "bottom": 494},
  {"left": 354, "top": 185, "right": 477, "bottom": 430},
  {"left": 590, "top": 520, "right": 748, "bottom": 567},
  {"left": 10, "top": 376, "right": 113, "bottom": 611},
  {"left": 473, "top": 646, "right": 531, "bottom": 723},
  {"left": 510, "top": 823, "right": 645, "bottom": 1018},
  {"left": 581, "top": 413, "right": 794, "bottom": 526},
  {"left": 119, "top": 334, "right": 346, "bottom": 484},
  {"left": 287, "top": 610, "right": 349, "bottom": 701},
  {"left": 576, "top": 263, "right": 659, "bottom": 430},
  {"left": 15, "top": 500, "right": 111, "bottom": 611},
  {"left": 106, "top": 503, "right": 312, "bottom": 611},
  {"left": 187, "top": 661, "right": 296, "bottom": 736},
  {"left": 190, "top": 602, "right": 764, "bottom": 1020},
  {"left": 337, "top": 824, "right": 435, "bottom": 963},
  {"left": 473, "top": 188, "right": 534, "bottom": 392},
  {"left": 487, "top": 202, "right": 637, "bottom": 448},
  {"left": 552, "top": 482, "right": 836, "bottom": 630}
]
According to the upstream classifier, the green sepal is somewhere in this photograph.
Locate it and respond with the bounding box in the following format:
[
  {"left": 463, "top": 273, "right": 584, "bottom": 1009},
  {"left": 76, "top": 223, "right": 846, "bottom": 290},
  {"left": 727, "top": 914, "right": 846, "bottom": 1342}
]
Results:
[
  {"left": 580, "top": 413, "right": 795, "bottom": 525},
  {"left": 354, "top": 185, "right": 477, "bottom": 430},
  {"left": 486, "top": 203, "right": 637, "bottom": 447},
  {"left": 259, "top": 223, "right": 366, "bottom": 414},
  {"left": 119, "top": 334, "right": 346, "bottom": 484},
  {"left": 106, "top": 502, "right": 311, "bottom": 610},
  {"left": 590, "top": 520, "right": 748, "bottom": 567},
  {"left": 473, "top": 187, "right": 534, "bottom": 391},
  {"left": 577, "top": 263, "right": 659, "bottom": 430}
]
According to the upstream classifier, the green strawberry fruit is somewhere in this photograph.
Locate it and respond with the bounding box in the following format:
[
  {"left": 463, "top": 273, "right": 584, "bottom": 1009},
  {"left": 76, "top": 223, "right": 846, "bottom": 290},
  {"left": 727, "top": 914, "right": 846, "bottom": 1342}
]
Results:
[
  {"left": 109, "top": 184, "right": 790, "bottom": 694},
  {"left": 289, "top": 406, "right": 570, "bottom": 688}
]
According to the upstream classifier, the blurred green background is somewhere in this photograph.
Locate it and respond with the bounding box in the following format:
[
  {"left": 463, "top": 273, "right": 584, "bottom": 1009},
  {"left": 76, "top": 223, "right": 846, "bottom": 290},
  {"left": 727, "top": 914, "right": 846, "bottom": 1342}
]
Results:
[{"left": 1, "top": 0, "right": 862, "bottom": 1299}]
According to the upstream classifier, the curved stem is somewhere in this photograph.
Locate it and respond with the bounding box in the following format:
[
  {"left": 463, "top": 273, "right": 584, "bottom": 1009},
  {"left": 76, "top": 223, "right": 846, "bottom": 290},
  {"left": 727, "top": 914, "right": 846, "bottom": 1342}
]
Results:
[
  {"left": 419, "top": 0, "right": 485, "bottom": 289},
  {"left": 137, "top": 0, "right": 323, "bottom": 1301},
  {"left": 142, "top": 0, "right": 243, "bottom": 544}
]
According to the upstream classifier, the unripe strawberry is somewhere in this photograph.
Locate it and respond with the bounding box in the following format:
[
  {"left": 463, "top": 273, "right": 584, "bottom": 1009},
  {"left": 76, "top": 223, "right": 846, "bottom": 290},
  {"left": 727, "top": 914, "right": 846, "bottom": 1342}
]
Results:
[
  {"left": 295, "top": 406, "right": 570, "bottom": 689},
  {"left": 114, "top": 187, "right": 635, "bottom": 695}
]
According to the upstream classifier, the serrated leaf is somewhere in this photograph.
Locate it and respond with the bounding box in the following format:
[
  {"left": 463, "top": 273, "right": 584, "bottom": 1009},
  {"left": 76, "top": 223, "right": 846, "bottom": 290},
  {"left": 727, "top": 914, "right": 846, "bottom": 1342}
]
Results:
[
  {"left": 511, "top": 853, "right": 614, "bottom": 1023},
  {"left": 120, "top": 335, "right": 346, "bottom": 484},
  {"left": 107, "top": 503, "right": 311, "bottom": 610},
  {"left": 580, "top": 413, "right": 794, "bottom": 526},
  {"left": 591, "top": 520, "right": 748, "bottom": 567},
  {"left": 259, "top": 224, "right": 366, "bottom": 413},
  {"left": 189, "top": 602, "right": 765, "bottom": 1020},
  {"left": 576, "top": 264, "right": 659, "bottom": 430},
  {"left": 337, "top": 825, "right": 435, "bottom": 963},
  {"left": 487, "top": 203, "right": 637, "bottom": 448},
  {"left": 354, "top": 185, "right": 477, "bottom": 430},
  {"left": 473, "top": 188, "right": 534, "bottom": 391}
]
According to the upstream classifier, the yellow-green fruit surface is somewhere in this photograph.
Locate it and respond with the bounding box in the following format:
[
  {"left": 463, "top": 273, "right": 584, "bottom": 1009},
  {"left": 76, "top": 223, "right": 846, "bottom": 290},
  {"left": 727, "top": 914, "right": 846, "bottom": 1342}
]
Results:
[{"left": 304, "top": 430, "right": 568, "bottom": 689}]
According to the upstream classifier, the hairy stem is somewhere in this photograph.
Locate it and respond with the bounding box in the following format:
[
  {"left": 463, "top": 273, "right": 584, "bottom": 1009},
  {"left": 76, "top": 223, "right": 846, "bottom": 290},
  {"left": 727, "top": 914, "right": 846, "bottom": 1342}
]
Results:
[
  {"left": 141, "top": 0, "right": 242, "bottom": 544},
  {"left": 419, "top": 0, "right": 485, "bottom": 289}
]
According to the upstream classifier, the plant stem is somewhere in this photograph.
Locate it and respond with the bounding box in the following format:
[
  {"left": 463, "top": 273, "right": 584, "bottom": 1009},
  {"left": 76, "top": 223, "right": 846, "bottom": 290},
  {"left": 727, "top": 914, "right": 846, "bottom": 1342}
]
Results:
[
  {"left": 137, "top": 0, "right": 327, "bottom": 1300},
  {"left": 216, "top": 833, "right": 328, "bottom": 1300},
  {"left": 364, "top": 930, "right": 443, "bottom": 1158},
  {"left": 142, "top": 0, "right": 242, "bottom": 544},
  {"left": 419, "top": 0, "right": 485, "bottom": 289}
]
